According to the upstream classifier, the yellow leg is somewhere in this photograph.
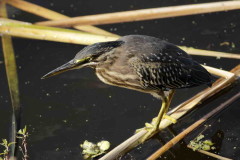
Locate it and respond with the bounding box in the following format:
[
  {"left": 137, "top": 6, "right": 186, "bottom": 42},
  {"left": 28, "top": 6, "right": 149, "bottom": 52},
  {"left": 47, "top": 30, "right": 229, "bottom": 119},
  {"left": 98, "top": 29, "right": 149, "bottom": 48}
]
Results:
[
  {"left": 138, "top": 96, "right": 168, "bottom": 143},
  {"left": 163, "top": 115, "right": 177, "bottom": 124},
  {"left": 162, "top": 90, "right": 177, "bottom": 124},
  {"left": 138, "top": 90, "right": 176, "bottom": 143},
  {"left": 149, "top": 90, "right": 176, "bottom": 128},
  {"left": 163, "top": 90, "right": 175, "bottom": 114}
]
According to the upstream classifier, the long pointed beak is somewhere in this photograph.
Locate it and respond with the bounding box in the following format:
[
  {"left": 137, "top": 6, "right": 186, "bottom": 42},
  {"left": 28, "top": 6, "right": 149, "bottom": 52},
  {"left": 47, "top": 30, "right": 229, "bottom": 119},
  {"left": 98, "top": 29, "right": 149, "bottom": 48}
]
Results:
[{"left": 42, "top": 60, "right": 81, "bottom": 79}]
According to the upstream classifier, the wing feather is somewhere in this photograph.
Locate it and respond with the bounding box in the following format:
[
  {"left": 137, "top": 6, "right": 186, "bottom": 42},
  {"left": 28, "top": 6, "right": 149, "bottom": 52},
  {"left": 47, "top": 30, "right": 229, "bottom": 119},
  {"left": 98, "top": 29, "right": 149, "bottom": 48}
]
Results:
[{"left": 128, "top": 39, "right": 212, "bottom": 90}]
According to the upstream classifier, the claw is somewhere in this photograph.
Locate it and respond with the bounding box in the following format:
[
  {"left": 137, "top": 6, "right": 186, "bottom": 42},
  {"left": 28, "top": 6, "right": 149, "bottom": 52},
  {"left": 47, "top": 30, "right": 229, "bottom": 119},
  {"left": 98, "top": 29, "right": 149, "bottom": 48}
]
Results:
[
  {"left": 135, "top": 119, "right": 159, "bottom": 143},
  {"left": 145, "top": 122, "right": 154, "bottom": 128},
  {"left": 139, "top": 125, "right": 158, "bottom": 143},
  {"left": 163, "top": 114, "right": 177, "bottom": 124}
]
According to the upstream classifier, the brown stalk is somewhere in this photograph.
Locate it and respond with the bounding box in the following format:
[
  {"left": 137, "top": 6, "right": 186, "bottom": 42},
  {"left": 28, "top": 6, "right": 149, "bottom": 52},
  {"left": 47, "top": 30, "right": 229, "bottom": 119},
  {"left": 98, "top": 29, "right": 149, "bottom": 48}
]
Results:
[
  {"left": 6, "top": 0, "right": 118, "bottom": 37},
  {"left": 36, "top": 1, "right": 240, "bottom": 27},
  {"left": 147, "top": 92, "right": 240, "bottom": 160},
  {"left": 187, "top": 145, "right": 232, "bottom": 160},
  {"left": 99, "top": 65, "right": 239, "bottom": 160}
]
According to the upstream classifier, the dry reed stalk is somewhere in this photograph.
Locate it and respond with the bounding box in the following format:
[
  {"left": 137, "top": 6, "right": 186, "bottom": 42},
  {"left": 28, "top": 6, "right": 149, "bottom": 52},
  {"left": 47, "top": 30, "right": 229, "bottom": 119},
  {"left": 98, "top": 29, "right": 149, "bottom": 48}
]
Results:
[
  {"left": 99, "top": 65, "right": 239, "bottom": 160},
  {"left": 10, "top": 0, "right": 240, "bottom": 60},
  {"left": 179, "top": 46, "right": 240, "bottom": 59},
  {"left": 9, "top": 0, "right": 238, "bottom": 59},
  {"left": 36, "top": 1, "right": 240, "bottom": 27},
  {"left": 1, "top": 18, "right": 239, "bottom": 59},
  {"left": 187, "top": 145, "right": 232, "bottom": 160},
  {"left": 203, "top": 65, "right": 234, "bottom": 78},
  {"left": 147, "top": 92, "right": 240, "bottom": 160},
  {"left": 6, "top": 0, "right": 118, "bottom": 37},
  {"left": 0, "top": 18, "right": 117, "bottom": 45}
]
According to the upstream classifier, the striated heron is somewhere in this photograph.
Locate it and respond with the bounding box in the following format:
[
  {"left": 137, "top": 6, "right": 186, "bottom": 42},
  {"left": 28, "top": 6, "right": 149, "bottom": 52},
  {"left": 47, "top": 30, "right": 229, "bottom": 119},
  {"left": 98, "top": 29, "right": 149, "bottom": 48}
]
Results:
[{"left": 42, "top": 35, "right": 212, "bottom": 142}]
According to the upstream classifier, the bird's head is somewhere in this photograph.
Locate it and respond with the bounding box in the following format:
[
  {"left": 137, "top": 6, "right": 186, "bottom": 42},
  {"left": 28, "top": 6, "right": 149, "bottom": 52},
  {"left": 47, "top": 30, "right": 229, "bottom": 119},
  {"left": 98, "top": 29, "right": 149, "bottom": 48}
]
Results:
[{"left": 41, "top": 40, "right": 124, "bottom": 79}]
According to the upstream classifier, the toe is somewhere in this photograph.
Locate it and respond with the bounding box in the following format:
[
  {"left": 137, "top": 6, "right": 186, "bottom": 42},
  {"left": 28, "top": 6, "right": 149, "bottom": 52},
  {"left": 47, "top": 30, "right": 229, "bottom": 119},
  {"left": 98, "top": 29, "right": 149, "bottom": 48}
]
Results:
[{"left": 163, "top": 114, "right": 177, "bottom": 124}]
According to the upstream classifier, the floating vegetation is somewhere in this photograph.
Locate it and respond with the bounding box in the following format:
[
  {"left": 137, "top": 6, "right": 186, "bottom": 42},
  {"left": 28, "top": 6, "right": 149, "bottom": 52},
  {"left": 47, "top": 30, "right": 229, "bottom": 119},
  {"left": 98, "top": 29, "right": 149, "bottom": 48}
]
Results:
[
  {"left": 80, "top": 140, "right": 110, "bottom": 159},
  {"left": 189, "top": 134, "right": 215, "bottom": 151}
]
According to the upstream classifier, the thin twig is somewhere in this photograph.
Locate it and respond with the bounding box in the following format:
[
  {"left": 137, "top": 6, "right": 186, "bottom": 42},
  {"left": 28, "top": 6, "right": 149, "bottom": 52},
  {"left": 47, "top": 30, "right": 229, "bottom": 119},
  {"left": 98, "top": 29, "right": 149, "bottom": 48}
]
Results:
[
  {"left": 187, "top": 145, "right": 232, "bottom": 160},
  {"left": 99, "top": 65, "right": 239, "bottom": 160},
  {"left": 6, "top": 0, "right": 118, "bottom": 37},
  {"left": 20, "top": 134, "right": 28, "bottom": 160},
  {"left": 36, "top": 1, "right": 240, "bottom": 27},
  {"left": 147, "top": 92, "right": 240, "bottom": 160}
]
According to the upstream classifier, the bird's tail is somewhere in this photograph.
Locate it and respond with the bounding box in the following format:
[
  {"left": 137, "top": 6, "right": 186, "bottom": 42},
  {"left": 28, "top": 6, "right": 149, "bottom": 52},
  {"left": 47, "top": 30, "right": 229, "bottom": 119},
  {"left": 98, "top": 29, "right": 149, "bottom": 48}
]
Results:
[{"left": 188, "top": 61, "right": 213, "bottom": 87}]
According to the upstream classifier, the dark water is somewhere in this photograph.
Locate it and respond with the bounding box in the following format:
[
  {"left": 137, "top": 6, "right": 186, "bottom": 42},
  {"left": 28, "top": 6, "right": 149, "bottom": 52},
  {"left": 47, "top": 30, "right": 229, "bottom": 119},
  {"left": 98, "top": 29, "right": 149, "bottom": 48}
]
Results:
[{"left": 0, "top": 0, "right": 240, "bottom": 159}]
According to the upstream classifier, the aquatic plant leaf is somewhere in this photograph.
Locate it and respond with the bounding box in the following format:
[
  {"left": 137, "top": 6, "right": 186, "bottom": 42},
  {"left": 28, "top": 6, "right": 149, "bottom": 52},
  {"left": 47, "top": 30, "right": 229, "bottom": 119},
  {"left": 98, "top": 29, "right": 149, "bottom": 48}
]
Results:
[
  {"left": 80, "top": 140, "right": 111, "bottom": 159},
  {"left": 0, "top": 1, "right": 21, "bottom": 157},
  {"left": 189, "top": 134, "right": 215, "bottom": 151}
]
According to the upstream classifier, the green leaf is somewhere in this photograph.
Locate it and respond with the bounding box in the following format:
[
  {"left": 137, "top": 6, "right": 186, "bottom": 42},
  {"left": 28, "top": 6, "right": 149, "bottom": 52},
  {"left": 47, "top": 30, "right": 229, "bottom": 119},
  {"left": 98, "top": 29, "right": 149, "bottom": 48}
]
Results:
[
  {"left": 23, "top": 126, "right": 27, "bottom": 134},
  {"left": 8, "top": 142, "right": 16, "bottom": 147},
  {"left": 18, "top": 129, "right": 23, "bottom": 134},
  {"left": 195, "top": 134, "right": 204, "bottom": 142},
  {"left": 16, "top": 136, "right": 23, "bottom": 139},
  {"left": 203, "top": 140, "right": 214, "bottom": 146},
  {"left": 2, "top": 139, "right": 8, "bottom": 146},
  {"left": 202, "top": 144, "right": 211, "bottom": 151}
]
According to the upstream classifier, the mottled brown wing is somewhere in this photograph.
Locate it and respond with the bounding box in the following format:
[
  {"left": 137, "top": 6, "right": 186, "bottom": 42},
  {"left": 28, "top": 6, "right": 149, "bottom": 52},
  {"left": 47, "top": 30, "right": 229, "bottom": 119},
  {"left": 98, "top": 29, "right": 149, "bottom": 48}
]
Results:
[{"left": 132, "top": 41, "right": 212, "bottom": 90}]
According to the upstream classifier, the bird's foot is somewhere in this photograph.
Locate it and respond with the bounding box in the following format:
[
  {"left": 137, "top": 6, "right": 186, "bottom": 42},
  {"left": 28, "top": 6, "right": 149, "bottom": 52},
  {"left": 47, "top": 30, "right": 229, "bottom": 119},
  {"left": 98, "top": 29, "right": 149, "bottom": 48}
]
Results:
[
  {"left": 135, "top": 117, "right": 161, "bottom": 143},
  {"left": 136, "top": 122, "right": 159, "bottom": 144},
  {"left": 163, "top": 114, "right": 177, "bottom": 124},
  {"left": 135, "top": 115, "right": 177, "bottom": 143}
]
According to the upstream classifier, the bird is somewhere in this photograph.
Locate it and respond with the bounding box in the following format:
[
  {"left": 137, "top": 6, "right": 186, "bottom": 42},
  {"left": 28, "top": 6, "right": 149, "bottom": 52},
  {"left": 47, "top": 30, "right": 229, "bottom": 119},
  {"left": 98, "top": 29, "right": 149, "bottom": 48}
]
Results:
[{"left": 42, "top": 35, "right": 212, "bottom": 143}]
